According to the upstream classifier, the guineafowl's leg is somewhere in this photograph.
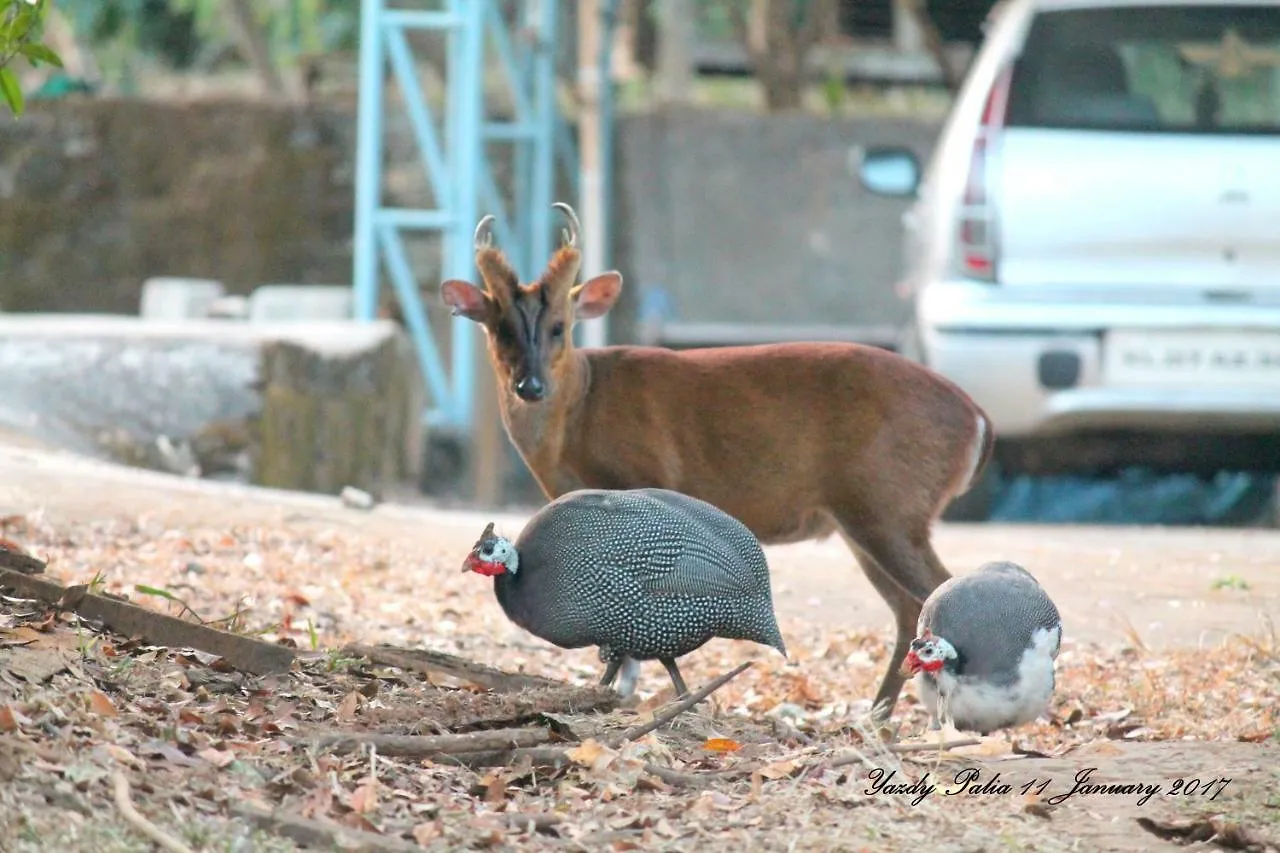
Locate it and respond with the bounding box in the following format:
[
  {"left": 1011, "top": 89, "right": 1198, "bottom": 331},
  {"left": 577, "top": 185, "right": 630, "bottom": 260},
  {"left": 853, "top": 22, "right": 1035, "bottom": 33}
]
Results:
[
  {"left": 659, "top": 658, "right": 689, "bottom": 698},
  {"left": 616, "top": 658, "right": 642, "bottom": 697},
  {"left": 599, "top": 658, "right": 622, "bottom": 688}
]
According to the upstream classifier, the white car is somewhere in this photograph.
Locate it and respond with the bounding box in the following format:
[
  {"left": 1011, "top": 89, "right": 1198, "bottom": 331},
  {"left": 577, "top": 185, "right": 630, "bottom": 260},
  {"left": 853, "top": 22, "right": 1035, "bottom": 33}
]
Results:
[{"left": 859, "top": 0, "right": 1280, "bottom": 480}]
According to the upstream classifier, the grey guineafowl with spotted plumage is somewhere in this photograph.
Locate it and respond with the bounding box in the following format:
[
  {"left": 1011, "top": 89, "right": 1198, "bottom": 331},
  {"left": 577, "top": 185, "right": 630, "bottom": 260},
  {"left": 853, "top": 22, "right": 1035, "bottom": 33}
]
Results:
[
  {"left": 902, "top": 561, "right": 1062, "bottom": 735},
  {"left": 461, "top": 488, "right": 787, "bottom": 697}
]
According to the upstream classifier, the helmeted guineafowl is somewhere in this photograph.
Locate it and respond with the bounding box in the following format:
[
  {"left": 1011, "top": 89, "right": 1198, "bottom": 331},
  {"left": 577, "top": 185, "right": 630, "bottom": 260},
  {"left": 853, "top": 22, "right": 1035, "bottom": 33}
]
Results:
[
  {"left": 460, "top": 487, "right": 788, "bottom": 697},
  {"left": 902, "top": 560, "right": 1062, "bottom": 735}
]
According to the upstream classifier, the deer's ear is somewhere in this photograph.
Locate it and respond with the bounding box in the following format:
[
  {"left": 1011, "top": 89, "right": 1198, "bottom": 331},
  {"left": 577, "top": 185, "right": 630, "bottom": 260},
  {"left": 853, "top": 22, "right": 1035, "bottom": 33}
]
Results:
[
  {"left": 570, "top": 271, "right": 623, "bottom": 321},
  {"left": 441, "top": 279, "right": 492, "bottom": 323}
]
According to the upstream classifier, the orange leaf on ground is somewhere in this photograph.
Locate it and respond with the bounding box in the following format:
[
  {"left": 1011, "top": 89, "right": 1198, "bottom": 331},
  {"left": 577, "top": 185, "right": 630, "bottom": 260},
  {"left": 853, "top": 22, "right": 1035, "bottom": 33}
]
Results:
[
  {"left": 349, "top": 779, "right": 379, "bottom": 813},
  {"left": 703, "top": 737, "right": 742, "bottom": 753},
  {"left": 0, "top": 704, "right": 21, "bottom": 732},
  {"left": 87, "top": 691, "right": 117, "bottom": 717}
]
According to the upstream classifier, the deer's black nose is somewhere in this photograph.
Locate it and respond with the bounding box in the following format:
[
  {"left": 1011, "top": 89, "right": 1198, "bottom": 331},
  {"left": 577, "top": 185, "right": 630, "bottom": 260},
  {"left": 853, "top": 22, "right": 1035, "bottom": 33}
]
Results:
[{"left": 514, "top": 375, "right": 546, "bottom": 402}]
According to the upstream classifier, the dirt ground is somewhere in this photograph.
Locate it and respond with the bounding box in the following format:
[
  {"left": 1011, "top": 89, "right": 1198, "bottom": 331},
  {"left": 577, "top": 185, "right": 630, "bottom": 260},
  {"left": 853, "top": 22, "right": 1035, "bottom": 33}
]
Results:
[{"left": 1, "top": 440, "right": 1278, "bottom": 852}]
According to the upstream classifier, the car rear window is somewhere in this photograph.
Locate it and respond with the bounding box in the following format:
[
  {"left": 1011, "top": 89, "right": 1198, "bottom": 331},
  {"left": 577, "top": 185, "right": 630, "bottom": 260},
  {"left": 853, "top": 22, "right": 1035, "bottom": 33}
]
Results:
[{"left": 1004, "top": 5, "right": 1280, "bottom": 134}]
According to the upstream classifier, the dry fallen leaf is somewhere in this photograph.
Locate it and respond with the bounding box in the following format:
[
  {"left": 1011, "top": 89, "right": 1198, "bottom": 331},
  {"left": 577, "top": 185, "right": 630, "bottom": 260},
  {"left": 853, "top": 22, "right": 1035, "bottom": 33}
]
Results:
[
  {"left": 349, "top": 779, "right": 380, "bottom": 814},
  {"left": 101, "top": 743, "right": 143, "bottom": 768},
  {"left": 567, "top": 738, "right": 616, "bottom": 772},
  {"left": 336, "top": 691, "right": 361, "bottom": 722},
  {"left": 87, "top": 690, "right": 117, "bottom": 717},
  {"left": 0, "top": 704, "right": 21, "bottom": 732},
  {"left": 412, "top": 821, "right": 443, "bottom": 844},
  {"left": 703, "top": 737, "right": 742, "bottom": 753},
  {"left": 197, "top": 747, "right": 236, "bottom": 768},
  {"left": 757, "top": 759, "right": 799, "bottom": 780}
]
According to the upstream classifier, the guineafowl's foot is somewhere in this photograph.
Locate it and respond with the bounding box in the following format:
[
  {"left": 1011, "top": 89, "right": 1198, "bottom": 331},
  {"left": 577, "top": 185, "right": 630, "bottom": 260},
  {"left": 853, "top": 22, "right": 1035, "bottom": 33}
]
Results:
[
  {"left": 599, "top": 658, "right": 622, "bottom": 689},
  {"left": 659, "top": 658, "right": 689, "bottom": 698}
]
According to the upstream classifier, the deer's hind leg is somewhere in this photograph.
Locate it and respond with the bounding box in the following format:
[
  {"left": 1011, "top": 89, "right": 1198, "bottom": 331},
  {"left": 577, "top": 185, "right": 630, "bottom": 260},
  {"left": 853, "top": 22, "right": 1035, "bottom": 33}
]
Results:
[{"left": 831, "top": 513, "right": 952, "bottom": 722}]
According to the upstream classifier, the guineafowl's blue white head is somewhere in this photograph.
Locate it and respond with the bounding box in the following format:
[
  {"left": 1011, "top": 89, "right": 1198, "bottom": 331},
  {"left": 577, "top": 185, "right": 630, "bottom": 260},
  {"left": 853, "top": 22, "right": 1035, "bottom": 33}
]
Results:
[
  {"left": 901, "top": 630, "right": 957, "bottom": 675},
  {"left": 462, "top": 522, "right": 520, "bottom": 577}
]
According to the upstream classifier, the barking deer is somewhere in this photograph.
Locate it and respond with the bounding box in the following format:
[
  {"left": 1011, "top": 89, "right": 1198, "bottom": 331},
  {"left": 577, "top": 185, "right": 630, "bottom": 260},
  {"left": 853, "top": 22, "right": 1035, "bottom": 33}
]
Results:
[{"left": 441, "top": 203, "right": 994, "bottom": 719}]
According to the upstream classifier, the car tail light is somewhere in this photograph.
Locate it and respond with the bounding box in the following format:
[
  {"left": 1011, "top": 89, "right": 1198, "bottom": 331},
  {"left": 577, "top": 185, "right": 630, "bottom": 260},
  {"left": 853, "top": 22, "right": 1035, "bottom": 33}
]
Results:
[{"left": 958, "top": 66, "right": 1013, "bottom": 282}]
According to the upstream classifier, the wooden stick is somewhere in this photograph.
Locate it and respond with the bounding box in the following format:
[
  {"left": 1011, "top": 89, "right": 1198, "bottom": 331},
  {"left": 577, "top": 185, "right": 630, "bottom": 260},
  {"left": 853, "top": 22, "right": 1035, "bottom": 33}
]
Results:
[
  {"left": 886, "top": 738, "right": 981, "bottom": 756},
  {"left": 342, "top": 643, "right": 563, "bottom": 693},
  {"left": 489, "top": 812, "right": 562, "bottom": 835},
  {"left": 231, "top": 803, "right": 422, "bottom": 853},
  {"left": 443, "top": 663, "right": 755, "bottom": 770},
  {"left": 297, "top": 727, "right": 555, "bottom": 757},
  {"left": 609, "top": 660, "right": 753, "bottom": 747},
  {"left": 110, "top": 772, "right": 196, "bottom": 853},
  {"left": 0, "top": 548, "right": 45, "bottom": 575},
  {"left": 0, "top": 570, "right": 295, "bottom": 676},
  {"left": 439, "top": 746, "right": 576, "bottom": 769}
]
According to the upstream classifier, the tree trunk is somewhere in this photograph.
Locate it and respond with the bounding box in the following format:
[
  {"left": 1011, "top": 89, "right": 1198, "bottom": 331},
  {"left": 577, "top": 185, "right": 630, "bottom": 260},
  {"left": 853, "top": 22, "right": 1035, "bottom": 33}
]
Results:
[
  {"left": 653, "top": 0, "right": 695, "bottom": 104},
  {"left": 898, "top": 0, "right": 962, "bottom": 93},
  {"left": 222, "top": 0, "right": 290, "bottom": 99},
  {"left": 733, "top": 0, "right": 836, "bottom": 112}
]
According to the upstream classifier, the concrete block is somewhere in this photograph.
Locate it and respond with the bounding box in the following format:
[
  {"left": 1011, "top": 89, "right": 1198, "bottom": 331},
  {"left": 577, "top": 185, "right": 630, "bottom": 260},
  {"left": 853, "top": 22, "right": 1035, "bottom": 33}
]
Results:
[
  {"left": 207, "top": 295, "right": 250, "bottom": 320},
  {"left": 139, "top": 277, "right": 226, "bottom": 320},
  {"left": 0, "top": 315, "right": 422, "bottom": 496},
  {"left": 248, "top": 284, "right": 354, "bottom": 323}
]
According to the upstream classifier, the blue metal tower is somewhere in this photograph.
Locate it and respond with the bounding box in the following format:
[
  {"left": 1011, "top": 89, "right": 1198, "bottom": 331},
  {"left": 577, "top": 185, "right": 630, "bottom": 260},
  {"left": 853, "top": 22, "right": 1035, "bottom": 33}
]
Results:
[{"left": 352, "top": 0, "right": 617, "bottom": 444}]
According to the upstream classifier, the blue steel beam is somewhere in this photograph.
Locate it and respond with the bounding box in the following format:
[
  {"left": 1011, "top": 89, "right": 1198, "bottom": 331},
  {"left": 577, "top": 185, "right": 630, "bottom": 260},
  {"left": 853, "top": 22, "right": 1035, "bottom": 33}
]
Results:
[
  {"left": 384, "top": 25, "right": 452, "bottom": 207},
  {"left": 528, "top": 0, "right": 559, "bottom": 277},
  {"left": 446, "top": 0, "right": 487, "bottom": 432},
  {"left": 377, "top": 224, "right": 452, "bottom": 407},
  {"left": 355, "top": 0, "right": 617, "bottom": 436},
  {"left": 352, "top": 0, "right": 387, "bottom": 321}
]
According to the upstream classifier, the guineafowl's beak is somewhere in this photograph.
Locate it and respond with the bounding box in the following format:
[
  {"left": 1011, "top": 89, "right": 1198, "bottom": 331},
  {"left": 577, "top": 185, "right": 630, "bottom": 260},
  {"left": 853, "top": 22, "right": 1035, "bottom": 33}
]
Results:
[
  {"left": 461, "top": 553, "right": 478, "bottom": 574},
  {"left": 900, "top": 651, "right": 921, "bottom": 676}
]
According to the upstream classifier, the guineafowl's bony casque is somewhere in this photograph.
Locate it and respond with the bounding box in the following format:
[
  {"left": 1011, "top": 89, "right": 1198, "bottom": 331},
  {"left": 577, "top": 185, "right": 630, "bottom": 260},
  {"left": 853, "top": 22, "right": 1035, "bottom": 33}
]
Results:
[{"left": 461, "top": 488, "right": 788, "bottom": 697}]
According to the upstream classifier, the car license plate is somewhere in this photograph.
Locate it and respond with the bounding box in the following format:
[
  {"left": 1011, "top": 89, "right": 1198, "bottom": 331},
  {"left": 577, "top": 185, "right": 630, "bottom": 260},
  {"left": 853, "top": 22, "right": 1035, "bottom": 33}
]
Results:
[{"left": 1103, "top": 330, "right": 1280, "bottom": 388}]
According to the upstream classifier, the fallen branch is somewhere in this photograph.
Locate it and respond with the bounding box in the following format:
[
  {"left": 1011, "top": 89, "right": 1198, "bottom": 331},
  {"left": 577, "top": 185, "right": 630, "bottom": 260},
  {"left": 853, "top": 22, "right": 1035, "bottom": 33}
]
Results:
[
  {"left": 886, "top": 738, "right": 982, "bottom": 756},
  {"left": 358, "top": 683, "right": 619, "bottom": 732},
  {"left": 442, "top": 746, "right": 575, "bottom": 769},
  {"left": 0, "top": 570, "right": 295, "bottom": 676},
  {"left": 488, "top": 812, "right": 562, "bottom": 836},
  {"left": 443, "top": 663, "right": 755, "bottom": 770},
  {"left": 0, "top": 548, "right": 45, "bottom": 575},
  {"left": 297, "top": 727, "right": 555, "bottom": 757},
  {"left": 110, "top": 772, "right": 196, "bottom": 853},
  {"left": 343, "top": 643, "right": 562, "bottom": 693},
  {"left": 232, "top": 803, "right": 422, "bottom": 853},
  {"left": 609, "top": 660, "right": 754, "bottom": 747}
]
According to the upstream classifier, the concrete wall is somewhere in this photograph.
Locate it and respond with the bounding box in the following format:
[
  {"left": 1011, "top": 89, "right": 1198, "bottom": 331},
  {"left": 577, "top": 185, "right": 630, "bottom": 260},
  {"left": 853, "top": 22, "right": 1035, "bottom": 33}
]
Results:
[
  {"left": 610, "top": 107, "right": 940, "bottom": 345},
  {"left": 0, "top": 97, "right": 941, "bottom": 346},
  {"left": 0, "top": 99, "right": 357, "bottom": 313}
]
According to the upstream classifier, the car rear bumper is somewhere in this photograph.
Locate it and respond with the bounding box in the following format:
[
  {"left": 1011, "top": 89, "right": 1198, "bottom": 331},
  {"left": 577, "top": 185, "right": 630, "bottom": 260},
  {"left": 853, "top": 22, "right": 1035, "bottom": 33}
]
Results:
[{"left": 917, "top": 282, "right": 1280, "bottom": 438}]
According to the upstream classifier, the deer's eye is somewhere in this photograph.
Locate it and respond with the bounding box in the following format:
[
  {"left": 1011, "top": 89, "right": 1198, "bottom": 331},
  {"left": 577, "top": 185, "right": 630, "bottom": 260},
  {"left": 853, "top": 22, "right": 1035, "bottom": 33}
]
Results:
[{"left": 549, "top": 322, "right": 565, "bottom": 340}]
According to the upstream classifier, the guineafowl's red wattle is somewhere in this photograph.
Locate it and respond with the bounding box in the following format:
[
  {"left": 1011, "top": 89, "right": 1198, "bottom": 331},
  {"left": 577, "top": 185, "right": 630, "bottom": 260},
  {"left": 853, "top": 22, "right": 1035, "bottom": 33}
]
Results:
[
  {"left": 902, "top": 561, "right": 1062, "bottom": 735},
  {"left": 461, "top": 488, "right": 788, "bottom": 697}
]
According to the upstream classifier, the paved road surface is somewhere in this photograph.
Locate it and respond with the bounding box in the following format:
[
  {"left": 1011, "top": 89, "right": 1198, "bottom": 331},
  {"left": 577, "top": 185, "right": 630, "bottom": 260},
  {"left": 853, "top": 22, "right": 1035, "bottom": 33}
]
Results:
[{"left": 1, "top": 440, "right": 1275, "bottom": 649}]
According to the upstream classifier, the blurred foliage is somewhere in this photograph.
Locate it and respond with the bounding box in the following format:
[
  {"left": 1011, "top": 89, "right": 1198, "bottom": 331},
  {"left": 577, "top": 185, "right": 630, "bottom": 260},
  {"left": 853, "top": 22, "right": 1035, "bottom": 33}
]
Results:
[
  {"left": 57, "top": 0, "right": 360, "bottom": 77},
  {"left": 1, "top": 0, "right": 65, "bottom": 116}
]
